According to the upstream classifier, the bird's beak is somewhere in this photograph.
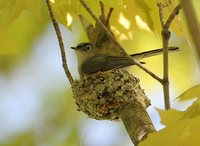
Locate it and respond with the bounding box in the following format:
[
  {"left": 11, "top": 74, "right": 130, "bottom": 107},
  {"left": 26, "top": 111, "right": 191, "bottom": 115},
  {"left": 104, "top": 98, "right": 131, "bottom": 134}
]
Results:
[{"left": 70, "top": 47, "right": 77, "bottom": 50}]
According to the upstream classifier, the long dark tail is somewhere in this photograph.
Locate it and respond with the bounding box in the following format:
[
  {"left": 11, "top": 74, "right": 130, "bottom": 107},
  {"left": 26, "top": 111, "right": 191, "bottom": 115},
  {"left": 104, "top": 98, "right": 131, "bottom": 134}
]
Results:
[{"left": 130, "top": 47, "right": 179, "bottom": 60}]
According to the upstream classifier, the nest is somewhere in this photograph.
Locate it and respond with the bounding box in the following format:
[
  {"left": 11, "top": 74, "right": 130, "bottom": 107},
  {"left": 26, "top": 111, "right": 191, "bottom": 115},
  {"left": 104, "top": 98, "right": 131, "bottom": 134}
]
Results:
[{"left": 72, "top": 70, "right": 150, "bottom": 120}]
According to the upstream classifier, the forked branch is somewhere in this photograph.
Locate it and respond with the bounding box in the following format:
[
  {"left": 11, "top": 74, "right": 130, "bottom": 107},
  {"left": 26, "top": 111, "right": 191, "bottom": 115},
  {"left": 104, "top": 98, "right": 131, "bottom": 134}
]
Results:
[{"left": 157, "top": 2, "right": 181, "bottom": 109}]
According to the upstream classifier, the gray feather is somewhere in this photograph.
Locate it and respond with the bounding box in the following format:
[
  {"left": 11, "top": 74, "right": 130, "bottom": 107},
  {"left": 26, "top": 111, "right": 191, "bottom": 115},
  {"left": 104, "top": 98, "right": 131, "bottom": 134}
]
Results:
[
  {"left": 81, "top": 54, "right": 134, "bottom": 74},
  {"left": 131, "top": 47, "right": 179, "bottom": 60}
]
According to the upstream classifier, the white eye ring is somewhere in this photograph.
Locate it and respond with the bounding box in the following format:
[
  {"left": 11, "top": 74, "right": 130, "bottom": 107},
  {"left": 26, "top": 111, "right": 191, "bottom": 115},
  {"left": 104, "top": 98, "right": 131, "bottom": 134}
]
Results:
[{"left": 86, "top": 45, "right": 92, "bottom": 51}]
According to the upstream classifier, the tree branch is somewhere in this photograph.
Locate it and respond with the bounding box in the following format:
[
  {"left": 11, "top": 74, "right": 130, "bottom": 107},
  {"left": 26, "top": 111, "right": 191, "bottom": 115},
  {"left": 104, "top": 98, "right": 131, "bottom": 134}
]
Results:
[
  {"left": 46, "top": 0, "right": 74, "bottom": 85},
  {"left": 157, "top": 2, "right": 181, "bottom": 110},
  {"left": 120, "top": 102, "right": 156, "bottom": 146}
]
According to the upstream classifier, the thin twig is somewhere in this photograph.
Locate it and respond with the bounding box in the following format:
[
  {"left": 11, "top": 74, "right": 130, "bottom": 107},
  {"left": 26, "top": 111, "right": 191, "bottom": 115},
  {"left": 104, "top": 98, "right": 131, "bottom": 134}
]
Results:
[
  {"left": 99, "top": 1, "right": 105, "bottom": 17},
  {"left": 106, "top": 8, "right": 114, "bottom": 26},
  {"left": 157, "top": 3, "right": 165, "bottom": 28},
  {"left": 165, "top": 4, "right": 182, "bottom": 29},
  {"left": 46, "top": 0, "right": 74, "bottom": 85},
  {"left": 163, "top": 0, "right": 173, "bottom": 8},
  {"left": 133, "top": 60, "right": 163, "bottom": 83},
  {"left": 157, "top": 2, "right": 180, "bottom": 31},
  {"left": 79, "top": 0, "right": 163, "bottom": 83},
  {"left": 181, "top": 0, "right": 200, "bottom": 59},
  {"left": 158, "top": 2, "right": 181, "bottom": 110}
]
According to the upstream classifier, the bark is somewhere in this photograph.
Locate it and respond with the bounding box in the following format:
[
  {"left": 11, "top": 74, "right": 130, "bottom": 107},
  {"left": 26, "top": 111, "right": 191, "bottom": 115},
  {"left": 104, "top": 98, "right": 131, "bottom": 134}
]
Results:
[{"left": 120, "top": 102, "right": 156, "bottom": 146}]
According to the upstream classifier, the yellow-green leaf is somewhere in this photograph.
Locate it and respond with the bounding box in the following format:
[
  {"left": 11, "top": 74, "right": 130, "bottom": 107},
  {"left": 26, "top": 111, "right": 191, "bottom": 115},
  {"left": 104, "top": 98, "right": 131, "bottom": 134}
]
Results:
[
  {"left": 0, "top": 1, "right": 48, "bottom": 72},
  {"left": 157, "top": 109, "right": 184, "bottom": 125},
  {"left": 50, "top": 0, "right": 123, "bottom": 29},
  {"left": 140, "top": 118, "right": 200, "bottom": 146},
  {"left": 0, "top": 0, "right": 41, "bottom": 29},
  {"left": 141, "top": 98, "right": 200, "bottom": 146},
  {"left": 176, "top": 85, "right": 200, "bottom": 101},
  {"left": 182, "top": 99, "right": 200, "bottom": 119}
]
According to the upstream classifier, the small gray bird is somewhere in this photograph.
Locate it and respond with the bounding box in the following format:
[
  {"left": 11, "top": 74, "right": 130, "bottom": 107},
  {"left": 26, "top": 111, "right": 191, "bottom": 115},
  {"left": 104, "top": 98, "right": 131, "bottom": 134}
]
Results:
[{"left": 71, "top": 42, "right": 179, "bottom": 74}]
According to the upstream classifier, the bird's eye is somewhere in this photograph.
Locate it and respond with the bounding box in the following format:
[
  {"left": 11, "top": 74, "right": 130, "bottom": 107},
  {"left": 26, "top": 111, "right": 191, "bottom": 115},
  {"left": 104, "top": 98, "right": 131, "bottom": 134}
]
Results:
[{"left": 85, "top": 45, "right": 92, "bottom": 51}]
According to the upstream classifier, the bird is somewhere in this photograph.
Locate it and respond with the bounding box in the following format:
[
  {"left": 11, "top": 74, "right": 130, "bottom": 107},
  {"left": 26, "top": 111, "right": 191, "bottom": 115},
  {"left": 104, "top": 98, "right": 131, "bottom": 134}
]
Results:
[{"left": 71, "top": 42, "right": 179, "bottom": 74}]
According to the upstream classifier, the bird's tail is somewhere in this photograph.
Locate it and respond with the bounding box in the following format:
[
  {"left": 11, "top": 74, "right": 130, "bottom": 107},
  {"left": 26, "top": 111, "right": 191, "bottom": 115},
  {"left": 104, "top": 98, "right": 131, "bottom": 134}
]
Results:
[{"left": 130, "top": 47, "right": 179, "bottom": 60}]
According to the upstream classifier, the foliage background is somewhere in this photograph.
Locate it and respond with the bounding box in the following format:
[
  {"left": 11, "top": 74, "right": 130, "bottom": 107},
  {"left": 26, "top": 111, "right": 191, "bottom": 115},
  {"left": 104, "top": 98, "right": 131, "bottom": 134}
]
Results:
[{"left": 0, "top": 0, "right": 200, "bottom": 146}]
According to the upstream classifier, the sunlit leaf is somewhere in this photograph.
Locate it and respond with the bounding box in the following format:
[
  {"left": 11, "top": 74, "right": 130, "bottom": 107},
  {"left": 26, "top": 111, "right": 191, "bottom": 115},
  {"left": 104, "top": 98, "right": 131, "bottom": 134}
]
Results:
[
  {"left": 141, "top": 100, "right": 200, "bottom": 146},
  {"left": 51, "top": 0, "right": 123, "bottom": 29},
  {"left": 157, "top": 109, "right": 184, "bottom": 125},
  {"left": 0, "top": 1, "right": 48, "bottom": 72},
  {"left": 193, "top": 0, "right": 200, "bottom": 21},
  {"left": 0, "top": 0, "right": 41, "bottom": 29},
  {"left": 0, "top": 32, "right": 19, "bottom": 55},
  {"left": 140, "top": 118, "right": 200, "bottom": 146},
  {"left": 182, "top": 99, "right": 200, "bottom": 119},
  {"left": 0, "top": 0, "right": 42, "bottom": 55},
  {"left": 176, "top": 85, "right": 200, "bottom": 101}
]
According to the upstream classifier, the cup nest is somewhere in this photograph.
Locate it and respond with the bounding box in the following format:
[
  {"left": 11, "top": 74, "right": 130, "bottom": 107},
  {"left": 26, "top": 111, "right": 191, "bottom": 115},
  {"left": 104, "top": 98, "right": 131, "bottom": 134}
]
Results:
[{"left": 72, "top": 70, "right": 150, "bottom": 120}]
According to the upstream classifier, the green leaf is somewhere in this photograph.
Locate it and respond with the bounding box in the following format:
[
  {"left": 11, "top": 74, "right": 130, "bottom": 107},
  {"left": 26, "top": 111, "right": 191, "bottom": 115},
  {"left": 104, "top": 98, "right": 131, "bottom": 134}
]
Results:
[
  {"left": 157, "top": 109, "right": 184, "bottom": 125},
  {"left": 141, "top": 97, "right": 200, "bottom": 146},
  {"left": 193, "top": 0, "right": 200, "bottom": 22},
  {"left": 50, "top": 0, "right": 123, "bottom": 29},
  {"left": 182, "top": 99, "right": 200, "bottom": 119},
  {"left": 0, "top": 1, "right": 48, "bottom": 72},
  {"left": 0, "top": 0, "right": 41, "bottom": 29},
  {"left": 176, "top": 85, "right": 200, "bottom": 101},
  {"left": 0, "top": 0, "right": 42, "bottom": 56},
  {"left": 140, "top": 118, "right": 200, "bottom": 146}
]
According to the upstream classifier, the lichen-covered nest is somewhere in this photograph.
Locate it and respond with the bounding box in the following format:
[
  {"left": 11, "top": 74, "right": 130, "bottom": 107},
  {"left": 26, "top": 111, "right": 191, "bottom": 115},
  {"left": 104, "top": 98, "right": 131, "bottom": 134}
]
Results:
[{"left": 72, "top": 70, "right": 150, "bottom": 120}]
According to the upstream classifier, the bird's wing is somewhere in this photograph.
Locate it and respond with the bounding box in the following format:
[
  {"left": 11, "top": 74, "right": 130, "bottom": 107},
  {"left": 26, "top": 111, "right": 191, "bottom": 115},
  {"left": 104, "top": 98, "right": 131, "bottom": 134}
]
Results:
[{"left": 81, "top": 54, "right": 134, "bottom": 74}]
